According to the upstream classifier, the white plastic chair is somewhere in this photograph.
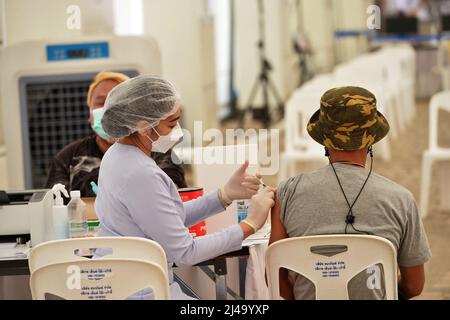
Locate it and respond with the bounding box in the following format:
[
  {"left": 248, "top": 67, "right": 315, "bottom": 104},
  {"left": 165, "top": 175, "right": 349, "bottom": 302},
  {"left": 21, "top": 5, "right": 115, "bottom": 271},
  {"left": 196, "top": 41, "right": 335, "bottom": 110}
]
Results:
[
  {"left": 435, "top": 41, "right": 450, "bottom": 91},
  {"left": 280, "top": 88, "right": 328, "bottom": 182},
  {"left": 266, "top": 235, "right": 398, "bottom": 300},
  {"left": 333, "top": 59, "right": 401, "bottom": 141},
  {"left": 377, "top": 46, "right": 416, "bottom": 128},
  {"left": 30, "top": 259, "right": 169, "bottom": 300},
  {"left": 28, "top": 237, "right": 170, "bottom": 299},
  {"left": 334, "top": 45, "right": 417, "bottom": 137},
  {"left": 420, "top": 91, "right": 450, "bottom": 218},
  {"left": 392, "top": 45, "right": 416, "bottom": 124},
  {"left": 29, "top": 237, "right": 168, "bottom": 276}
]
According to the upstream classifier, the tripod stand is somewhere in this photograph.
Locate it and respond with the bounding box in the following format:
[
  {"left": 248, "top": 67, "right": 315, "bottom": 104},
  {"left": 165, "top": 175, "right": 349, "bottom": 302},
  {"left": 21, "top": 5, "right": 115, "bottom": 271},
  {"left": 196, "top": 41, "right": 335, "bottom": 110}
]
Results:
[
  {"left": 239, "top": 0, "right": 284, "bottom": 128},
  {"left": 293, "top": 0, "right": 314, "bottom": 87}
]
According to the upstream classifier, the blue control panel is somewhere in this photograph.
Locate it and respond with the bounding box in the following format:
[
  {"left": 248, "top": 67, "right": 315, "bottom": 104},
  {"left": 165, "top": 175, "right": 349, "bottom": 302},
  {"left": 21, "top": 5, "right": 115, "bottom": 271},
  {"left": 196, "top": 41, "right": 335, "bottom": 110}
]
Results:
[{"left": 46, "top": 42, "right": 109, "bottom": 62}]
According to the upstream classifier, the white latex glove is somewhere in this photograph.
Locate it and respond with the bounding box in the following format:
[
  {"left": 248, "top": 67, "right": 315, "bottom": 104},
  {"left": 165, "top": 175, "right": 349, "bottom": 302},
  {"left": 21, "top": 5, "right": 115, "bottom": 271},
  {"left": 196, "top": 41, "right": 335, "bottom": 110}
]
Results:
[
  {"left": 242, "top": 187, "right": 276, "bottom": 232},
  {"left": 222, "top": 161, "right": 262, "bottom": 203}
]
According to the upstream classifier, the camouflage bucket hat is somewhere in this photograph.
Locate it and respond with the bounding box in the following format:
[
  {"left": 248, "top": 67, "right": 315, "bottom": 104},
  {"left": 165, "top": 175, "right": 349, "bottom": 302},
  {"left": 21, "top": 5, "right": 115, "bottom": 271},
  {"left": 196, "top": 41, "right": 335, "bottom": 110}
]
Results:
[{"left": 307, "top": 86, "right": 390, "bottom": 151}]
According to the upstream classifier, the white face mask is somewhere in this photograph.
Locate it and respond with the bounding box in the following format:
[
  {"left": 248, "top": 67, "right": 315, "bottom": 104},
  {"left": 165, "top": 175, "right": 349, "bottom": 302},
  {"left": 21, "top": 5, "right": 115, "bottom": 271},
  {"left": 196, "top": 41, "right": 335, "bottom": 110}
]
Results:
[{"left": 147, "top": 122, "right": 183, "bottom": 154}]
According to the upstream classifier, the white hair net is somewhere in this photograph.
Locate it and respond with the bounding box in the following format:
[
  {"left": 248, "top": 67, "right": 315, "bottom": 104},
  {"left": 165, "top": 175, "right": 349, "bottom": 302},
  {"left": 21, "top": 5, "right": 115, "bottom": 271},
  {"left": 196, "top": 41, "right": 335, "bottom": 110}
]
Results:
[{"left": 102, "top": 75, "right": 180, "bottom": 139}]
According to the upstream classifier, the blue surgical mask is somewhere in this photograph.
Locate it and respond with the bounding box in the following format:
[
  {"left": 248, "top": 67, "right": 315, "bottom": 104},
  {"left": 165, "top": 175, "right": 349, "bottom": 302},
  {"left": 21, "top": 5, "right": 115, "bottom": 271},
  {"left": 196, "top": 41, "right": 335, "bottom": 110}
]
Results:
[{"left": 91, "top": 107, "right": 110, "bottom": 141}]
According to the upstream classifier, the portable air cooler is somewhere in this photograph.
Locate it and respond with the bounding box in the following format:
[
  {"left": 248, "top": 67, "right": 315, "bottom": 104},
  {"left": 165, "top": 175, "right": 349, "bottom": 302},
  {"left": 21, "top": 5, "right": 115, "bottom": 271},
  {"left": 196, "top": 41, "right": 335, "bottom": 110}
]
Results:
[{"left": 0, "top": 36, "right": 162, "bottom": 189}]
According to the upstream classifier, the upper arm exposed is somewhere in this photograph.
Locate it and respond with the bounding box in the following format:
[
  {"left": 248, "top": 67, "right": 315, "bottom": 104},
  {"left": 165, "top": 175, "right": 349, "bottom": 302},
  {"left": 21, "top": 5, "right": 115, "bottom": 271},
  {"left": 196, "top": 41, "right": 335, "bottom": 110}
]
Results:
[
  {"left": 269, "top": 194, "right": 288, "bottom": 245},
  {"left": 399, "top": 264, "right": 425, "bottom": 298}
]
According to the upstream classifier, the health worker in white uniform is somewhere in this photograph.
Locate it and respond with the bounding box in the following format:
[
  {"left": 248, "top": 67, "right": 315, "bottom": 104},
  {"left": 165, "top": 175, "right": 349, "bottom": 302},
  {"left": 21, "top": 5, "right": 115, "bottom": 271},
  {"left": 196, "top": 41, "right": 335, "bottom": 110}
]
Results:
[{"left": 94, "top": 75, "right": 275, "bottom": 299}]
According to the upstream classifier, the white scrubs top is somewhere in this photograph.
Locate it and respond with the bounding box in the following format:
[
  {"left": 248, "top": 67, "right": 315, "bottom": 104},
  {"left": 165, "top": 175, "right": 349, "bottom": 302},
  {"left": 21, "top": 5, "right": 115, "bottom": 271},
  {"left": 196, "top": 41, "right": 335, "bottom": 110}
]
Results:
[{"left": 94, "top": 143, "right": 244, "bottom": 299}]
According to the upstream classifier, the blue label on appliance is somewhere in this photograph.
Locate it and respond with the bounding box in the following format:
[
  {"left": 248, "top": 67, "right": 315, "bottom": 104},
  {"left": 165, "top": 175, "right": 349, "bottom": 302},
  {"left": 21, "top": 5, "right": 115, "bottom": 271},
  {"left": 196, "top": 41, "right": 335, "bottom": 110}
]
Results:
[{"left": 47, "top": 42, "right": 109, "bottom": 62}]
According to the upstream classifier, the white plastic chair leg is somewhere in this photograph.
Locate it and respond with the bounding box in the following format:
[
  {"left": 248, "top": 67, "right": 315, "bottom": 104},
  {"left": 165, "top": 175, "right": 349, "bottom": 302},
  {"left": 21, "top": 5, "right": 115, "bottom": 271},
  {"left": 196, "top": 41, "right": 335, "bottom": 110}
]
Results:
[
  {"left": 395, "top": 94, "right": 407, "bottom": 132},
  {"left": 440, "top": 162, "right": 450, "bottom": 211},
  {"left": 288, "top": 160, "right": 297, "bottom": 178},
  {"left": 384, "top": 102, "right": 399, "bottom": 140},
  {"left": 279, "top": 155, "right": 288, "bottom": 183},
  {"left": 399, "top": 91, "right": 410, "bottom": 126},
  {"left": 393, "top": 95, "right": 407, "bottom": 135},
  {"left": 406, "top": 90, "right": 416, "bottom": 124},
  {"left": 420, "top": 154, "right": 433, "bottom": 219},
  {"left": 374, "top": 136, "right": 391, "bottom": 161}
]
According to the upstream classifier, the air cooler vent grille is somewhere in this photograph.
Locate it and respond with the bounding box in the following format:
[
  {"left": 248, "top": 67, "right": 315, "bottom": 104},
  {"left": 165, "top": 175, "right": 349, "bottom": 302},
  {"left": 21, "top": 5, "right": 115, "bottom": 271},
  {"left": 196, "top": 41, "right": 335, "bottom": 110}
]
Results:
[
  {"left": 25, "top": 79, "right": 92, "bottom": 188},
  {"left": 19, "top": 70, "right": 138, "bottom": 188}
]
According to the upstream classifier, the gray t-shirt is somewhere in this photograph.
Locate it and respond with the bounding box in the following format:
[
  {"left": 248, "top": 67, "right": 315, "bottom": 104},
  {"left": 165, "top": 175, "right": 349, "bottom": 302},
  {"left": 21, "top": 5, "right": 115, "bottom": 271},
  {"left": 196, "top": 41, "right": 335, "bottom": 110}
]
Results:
[{"left": 278, "top": 163, "right": 432, "bottom": 300}]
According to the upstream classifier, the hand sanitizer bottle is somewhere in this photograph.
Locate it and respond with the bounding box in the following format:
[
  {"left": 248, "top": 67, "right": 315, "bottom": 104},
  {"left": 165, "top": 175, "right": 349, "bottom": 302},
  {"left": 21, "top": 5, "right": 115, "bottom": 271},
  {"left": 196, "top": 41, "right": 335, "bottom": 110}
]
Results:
[
  {"left": 237, "top": 200, "right": 250, "bottom": 223},
  {"left": 50, "top": 184, "right": 69, "bottom": 240},
  {"left": 68, "top": 191, "right": 88, "bottom": 238}
]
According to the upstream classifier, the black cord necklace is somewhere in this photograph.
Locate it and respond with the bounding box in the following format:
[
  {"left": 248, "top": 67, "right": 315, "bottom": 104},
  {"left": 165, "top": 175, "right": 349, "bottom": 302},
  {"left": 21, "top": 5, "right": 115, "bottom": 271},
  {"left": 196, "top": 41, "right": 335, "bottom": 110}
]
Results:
[{"left": 329, "top": 148, "right": 374, "bottom": 235}]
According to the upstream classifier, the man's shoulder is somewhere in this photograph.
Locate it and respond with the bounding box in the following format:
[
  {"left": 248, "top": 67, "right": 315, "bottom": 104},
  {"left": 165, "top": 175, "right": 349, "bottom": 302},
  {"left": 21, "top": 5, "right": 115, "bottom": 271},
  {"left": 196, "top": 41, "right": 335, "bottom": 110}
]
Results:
[
  {"left": 370, "top": 172, "right": 414, "bottom": 198},
  {"left": 54, "top": 135, "right": 98, "bottom": 159},
  {"left": 278, "top": 166, "right": 415, "bottom": 203},
  {"left": 278, "top": 166, "right": 327, "bottom": 192},
  {"left": 306, "top": 166, "right": 415, "bottom": 202}
]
